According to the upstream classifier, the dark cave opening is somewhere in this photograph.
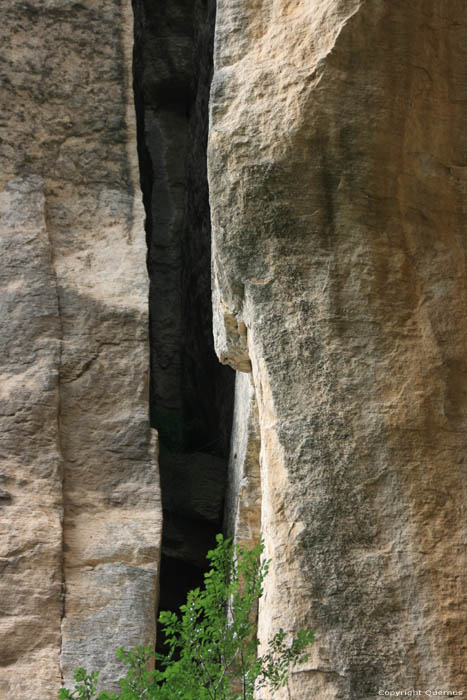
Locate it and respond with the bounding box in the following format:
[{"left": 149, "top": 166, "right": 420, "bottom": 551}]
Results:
[{"left": 131, "top": 0, "right": 235, "bottom": 655}]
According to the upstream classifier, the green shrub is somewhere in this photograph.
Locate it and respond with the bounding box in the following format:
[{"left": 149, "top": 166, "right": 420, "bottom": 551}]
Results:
[{"left": 58, "top": 535, "right": 313, "bottom": 700}]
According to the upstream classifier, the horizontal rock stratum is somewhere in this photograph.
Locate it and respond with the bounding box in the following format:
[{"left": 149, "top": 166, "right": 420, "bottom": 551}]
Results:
[{"left": 209, "top": 0, "right": 467, "bottom": 697}]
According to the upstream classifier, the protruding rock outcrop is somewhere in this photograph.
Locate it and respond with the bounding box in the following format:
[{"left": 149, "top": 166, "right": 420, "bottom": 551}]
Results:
[
  {"left": 0, "top": 2, "right": 161, "bottom": 697},
  {"left": 209, "top": 1, "right": 467, "bottom": 697}
]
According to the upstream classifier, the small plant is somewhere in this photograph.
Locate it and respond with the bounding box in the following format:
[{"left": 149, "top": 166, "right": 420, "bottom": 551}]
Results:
[
  {"left": 58, "top": 535, "right": 313, "bottom": 700},
  {"left": 58, "top": 669, "right": 100, "bottom": 700}
]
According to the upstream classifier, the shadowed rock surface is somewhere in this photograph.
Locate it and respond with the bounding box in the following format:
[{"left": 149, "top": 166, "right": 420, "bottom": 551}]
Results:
[{"left": 132, "top": 0, "right": 235, "bottom": 646}]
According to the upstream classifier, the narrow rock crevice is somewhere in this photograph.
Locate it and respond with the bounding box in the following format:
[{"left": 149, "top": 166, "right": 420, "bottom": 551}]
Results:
[
  {"left": 132, "top": 0, "right": 235, "bottom": 649},
  {"left": 44, "top": 200, "right": 67, "bottom": 689}
]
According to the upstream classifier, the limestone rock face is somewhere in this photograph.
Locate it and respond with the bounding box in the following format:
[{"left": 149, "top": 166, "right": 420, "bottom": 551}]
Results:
[
  {"left": 0, "top": 177, "right": 63, "bottom": 699},
  {"left": 209, "top": 1, "right": 467, "bottom": 697},
  {"left": 0, "top": 1, "right": 161, "bottom": 697}
]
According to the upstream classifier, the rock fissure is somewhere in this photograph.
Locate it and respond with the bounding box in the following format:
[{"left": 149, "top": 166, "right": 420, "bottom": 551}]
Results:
[
  {"left": 131, "top": 0, "right": 235, "bottom": 652},
  {"left": 44, "top": 195, "right": 67, "bottom": 690}
]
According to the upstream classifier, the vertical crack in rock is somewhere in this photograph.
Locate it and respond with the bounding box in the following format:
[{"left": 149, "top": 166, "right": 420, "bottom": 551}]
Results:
[
  {"left": 131, "top": 0, "right": 235, "bottom": 652},
  {"left": 0, "top": 175, "right": 64, "bottom": 698},
  {"left": 44, "top": 197, "right": 67, "bottom": 689}
]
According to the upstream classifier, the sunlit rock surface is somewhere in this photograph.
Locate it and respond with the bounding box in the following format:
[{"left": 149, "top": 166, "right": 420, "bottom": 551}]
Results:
[
  {"left": 209, "top": 1, "right": 467, "bottom": 697},
  {"left": 0, "top": 1, "right": 161, "bottom": 697}
]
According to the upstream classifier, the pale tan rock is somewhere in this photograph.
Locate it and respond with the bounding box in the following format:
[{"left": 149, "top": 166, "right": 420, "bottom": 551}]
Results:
[
  {"left": 0, "top": 1, "right": 161, "bottom": 697},
  {"left": 209, "top": 1, "right": 467, "bottom": 697},
  {"left": 224, "top": 372, "right": 261, "bottom": 551},
  {"left": 0, "top": 177, "right": 63, "bottom": 699}
]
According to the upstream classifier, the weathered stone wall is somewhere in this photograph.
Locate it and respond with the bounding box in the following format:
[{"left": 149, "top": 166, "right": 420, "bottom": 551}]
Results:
[
  {"left": 0, "top": 1, "right": 161, "bottom": 697},
  {"left": 2, "top": 0, "right": 466, "bottom": 697},
  {"left": 209, "top": 1, "right": 467, "bottom": 697}
]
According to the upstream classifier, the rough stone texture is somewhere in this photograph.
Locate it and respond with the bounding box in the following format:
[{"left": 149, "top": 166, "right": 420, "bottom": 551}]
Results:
[
  {"left": 209, "top": 1, "right": 467, "bottom": 698},
  {"left": 0, "top": 1, "right": 161, "bottom": 697},
  {"left": 0, "top": 177, "right": 63, "bottom": 699}
]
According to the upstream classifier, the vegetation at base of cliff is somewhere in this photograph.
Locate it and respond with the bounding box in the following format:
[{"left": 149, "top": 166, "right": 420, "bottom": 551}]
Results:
[{"left": 58, "top": 535, "right": 313, "bottom": 700}]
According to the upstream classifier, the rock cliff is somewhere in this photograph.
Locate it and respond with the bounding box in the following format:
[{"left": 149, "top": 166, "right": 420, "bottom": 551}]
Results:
[
  {"left": 0, "top": 1, "right": 161, "bottom": 697},
  {"left": 209, "top": 1, "right": 467, "bottom": 697},
  {"left": 1, "top": 1, "right": 466, "bottom": 699}
]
